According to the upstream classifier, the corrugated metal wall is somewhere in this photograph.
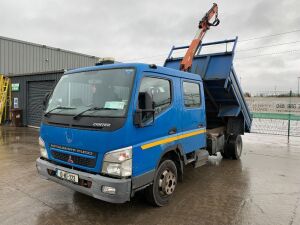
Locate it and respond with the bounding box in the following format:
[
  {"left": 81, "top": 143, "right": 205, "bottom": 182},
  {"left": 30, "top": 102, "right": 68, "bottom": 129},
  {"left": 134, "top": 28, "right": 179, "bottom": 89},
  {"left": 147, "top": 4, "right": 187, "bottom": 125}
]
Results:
[{"left": 0, "top": 36, "right": 99, "bottom": 75}]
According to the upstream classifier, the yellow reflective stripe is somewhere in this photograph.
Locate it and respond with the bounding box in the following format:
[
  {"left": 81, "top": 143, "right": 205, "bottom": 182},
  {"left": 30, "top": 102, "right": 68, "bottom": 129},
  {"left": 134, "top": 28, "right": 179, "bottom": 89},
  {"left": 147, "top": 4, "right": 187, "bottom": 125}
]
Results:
[{"left": 141, "top": 129, "right": 206, "bottom": 150}]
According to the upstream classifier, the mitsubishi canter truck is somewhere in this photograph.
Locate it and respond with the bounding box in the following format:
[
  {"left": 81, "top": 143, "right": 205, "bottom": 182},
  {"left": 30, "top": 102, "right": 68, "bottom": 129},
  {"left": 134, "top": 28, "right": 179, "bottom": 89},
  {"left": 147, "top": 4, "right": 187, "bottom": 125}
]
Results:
[{"left": 36, "top": 4, "right": 252, "bottom": 206}]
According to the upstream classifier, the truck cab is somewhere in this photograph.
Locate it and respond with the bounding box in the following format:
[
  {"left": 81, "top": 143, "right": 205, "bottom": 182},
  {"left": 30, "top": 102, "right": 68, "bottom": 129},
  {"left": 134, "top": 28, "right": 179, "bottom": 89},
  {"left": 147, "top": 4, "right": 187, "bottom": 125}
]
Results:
[{"left": 36, "top": 63, "right": 209, "bottom": 206}]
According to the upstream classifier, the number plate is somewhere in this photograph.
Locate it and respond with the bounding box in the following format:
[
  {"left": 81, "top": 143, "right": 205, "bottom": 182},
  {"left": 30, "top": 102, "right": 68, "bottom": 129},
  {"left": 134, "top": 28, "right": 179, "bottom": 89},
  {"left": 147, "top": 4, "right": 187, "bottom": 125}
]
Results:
[{"left": 56, "top": 169, "right": 79, "bottom": 183}]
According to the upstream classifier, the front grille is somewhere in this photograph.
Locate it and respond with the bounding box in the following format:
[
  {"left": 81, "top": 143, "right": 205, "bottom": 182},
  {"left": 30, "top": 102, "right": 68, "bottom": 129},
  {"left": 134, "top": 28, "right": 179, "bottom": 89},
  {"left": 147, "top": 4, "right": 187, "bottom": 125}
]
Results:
[{"left": 51, "top": 150, "right": 96, "bottom": 168}]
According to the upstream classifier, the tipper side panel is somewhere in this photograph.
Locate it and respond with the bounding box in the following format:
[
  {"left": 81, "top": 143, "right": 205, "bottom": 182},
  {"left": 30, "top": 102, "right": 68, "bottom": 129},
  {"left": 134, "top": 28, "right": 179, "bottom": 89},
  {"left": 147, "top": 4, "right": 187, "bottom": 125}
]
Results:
[{"left": 164, "top": 38, "right": 252, "bottom": 133}]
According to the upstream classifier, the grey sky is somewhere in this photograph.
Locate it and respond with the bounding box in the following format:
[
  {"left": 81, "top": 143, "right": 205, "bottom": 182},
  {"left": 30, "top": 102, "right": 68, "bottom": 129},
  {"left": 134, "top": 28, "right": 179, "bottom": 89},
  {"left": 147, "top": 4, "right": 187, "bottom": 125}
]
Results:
[{"left": 1, "top": 0, "right": 300, "bottom": 93}]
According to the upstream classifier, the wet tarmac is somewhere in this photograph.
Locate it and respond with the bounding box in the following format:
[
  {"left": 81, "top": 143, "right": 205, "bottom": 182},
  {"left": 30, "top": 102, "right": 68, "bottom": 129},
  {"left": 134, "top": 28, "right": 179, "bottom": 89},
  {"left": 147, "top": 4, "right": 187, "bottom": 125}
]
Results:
[{"left": 0, "top": 127, "right": 300, "bottom": 225}]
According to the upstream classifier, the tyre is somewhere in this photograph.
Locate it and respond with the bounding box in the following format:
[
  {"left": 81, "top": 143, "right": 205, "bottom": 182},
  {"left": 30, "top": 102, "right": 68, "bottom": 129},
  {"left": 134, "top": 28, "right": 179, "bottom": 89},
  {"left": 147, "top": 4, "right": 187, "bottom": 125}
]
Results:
[
  {"left": 222, "top": 135, "right": 243, "bottom": 160},
  {"left": 221, "top": 147, "right": 231, "bottom": 159},
  {"left": 230, "top": 135, "right": 243, "bottom": 160},
  {"left": 145, "top": 159, "right": 178, "bottom": 207}
]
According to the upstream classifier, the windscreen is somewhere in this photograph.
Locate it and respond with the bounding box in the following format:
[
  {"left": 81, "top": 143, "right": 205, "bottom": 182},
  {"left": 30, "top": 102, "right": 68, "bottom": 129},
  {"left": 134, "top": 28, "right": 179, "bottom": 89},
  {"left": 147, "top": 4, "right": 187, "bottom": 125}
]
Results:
[{"left": 46, "top": 68, "right": 135, "bottom": 117}]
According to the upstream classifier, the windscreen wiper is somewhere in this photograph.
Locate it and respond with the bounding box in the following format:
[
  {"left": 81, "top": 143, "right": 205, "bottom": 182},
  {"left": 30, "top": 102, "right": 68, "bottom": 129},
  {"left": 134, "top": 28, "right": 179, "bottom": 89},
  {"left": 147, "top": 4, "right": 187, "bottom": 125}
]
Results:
[
  {"left": 73, "top": 106, "right": 117, "bottom": 120},
  {"left": 44, "top": 106, "right": 76, "bottom": 117}
]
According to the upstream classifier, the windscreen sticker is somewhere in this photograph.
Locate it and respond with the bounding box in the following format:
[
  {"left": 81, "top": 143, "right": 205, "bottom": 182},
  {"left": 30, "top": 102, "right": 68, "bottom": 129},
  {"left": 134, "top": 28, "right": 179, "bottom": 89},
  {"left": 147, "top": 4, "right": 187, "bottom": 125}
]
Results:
[
  {"left": 125, "top": 69, "right": 134, "bottom": 75},
  {"left": 104, "top": 101, "right": 125, "bottom": 110}
]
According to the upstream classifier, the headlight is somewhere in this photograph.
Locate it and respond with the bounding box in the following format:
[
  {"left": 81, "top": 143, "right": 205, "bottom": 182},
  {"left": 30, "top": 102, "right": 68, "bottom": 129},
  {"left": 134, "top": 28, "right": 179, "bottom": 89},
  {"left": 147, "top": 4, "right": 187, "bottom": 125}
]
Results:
[
  {"left": 102, "top": 146, "right": 132, "bottom": 178},
  {"left": 39, "top": 137, "right": 48, "bottom": 159}
]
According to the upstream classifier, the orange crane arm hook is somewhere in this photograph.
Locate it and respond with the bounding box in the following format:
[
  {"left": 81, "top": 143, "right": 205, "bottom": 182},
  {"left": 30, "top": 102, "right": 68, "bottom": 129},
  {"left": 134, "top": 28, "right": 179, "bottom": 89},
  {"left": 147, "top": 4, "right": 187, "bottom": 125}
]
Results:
[{"left": 180, "top": 3, "right": 220, "bottom": 72}]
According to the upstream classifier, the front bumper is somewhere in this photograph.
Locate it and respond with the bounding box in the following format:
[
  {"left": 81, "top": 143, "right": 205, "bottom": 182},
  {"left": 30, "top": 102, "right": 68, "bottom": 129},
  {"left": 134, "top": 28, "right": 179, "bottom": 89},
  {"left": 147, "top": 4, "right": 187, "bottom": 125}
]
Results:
[{"left": 36, "top": 158, "right": 131, "bottom": 203}]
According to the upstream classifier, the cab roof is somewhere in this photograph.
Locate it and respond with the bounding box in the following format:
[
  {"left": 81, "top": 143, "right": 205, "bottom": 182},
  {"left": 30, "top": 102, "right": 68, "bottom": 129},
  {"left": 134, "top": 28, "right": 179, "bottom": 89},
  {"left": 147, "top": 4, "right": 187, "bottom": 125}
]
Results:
[{"left": 65, "top": 63, "right": 202, "bottom": 81}]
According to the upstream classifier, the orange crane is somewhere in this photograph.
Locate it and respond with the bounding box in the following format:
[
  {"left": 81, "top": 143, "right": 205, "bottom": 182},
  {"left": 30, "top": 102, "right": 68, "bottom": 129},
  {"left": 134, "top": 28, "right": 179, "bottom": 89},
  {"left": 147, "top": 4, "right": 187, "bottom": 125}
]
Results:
[{"left": 180, "top": 3, "right": 220, "bottom": 72}]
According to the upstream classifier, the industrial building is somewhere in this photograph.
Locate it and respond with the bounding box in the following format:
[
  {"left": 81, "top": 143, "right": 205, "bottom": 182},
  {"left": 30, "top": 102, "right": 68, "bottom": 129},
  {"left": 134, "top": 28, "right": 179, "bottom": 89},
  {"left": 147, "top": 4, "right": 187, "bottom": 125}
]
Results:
[
  {"left": 9, "top": 70, "right": 64, "bottom": 127},
  {"left": 0, "top": 35, "right": 100, "bottom": 127}
]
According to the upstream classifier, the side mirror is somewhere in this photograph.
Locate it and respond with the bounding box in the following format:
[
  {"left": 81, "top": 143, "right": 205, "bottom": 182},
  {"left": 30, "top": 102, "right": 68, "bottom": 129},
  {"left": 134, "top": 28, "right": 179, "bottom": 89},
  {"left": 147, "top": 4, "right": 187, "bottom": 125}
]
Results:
[
  {"left": 134, "top": 92, "right": 155, "bottom": 127},
  {"left": 134, "top": 109, "right": 143, "bottom": 127},
  {"left": 43, "top": 92, "right": 51, "bottom": 110},
  {"left": 134, "top": 109, "right": 155, "bottom": 127}
]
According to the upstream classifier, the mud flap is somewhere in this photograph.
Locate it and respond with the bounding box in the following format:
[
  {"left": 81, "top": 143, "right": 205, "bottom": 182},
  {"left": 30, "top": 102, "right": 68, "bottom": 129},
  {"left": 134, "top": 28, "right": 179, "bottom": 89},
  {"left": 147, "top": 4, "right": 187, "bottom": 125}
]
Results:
[{"left": 194, "top": 150, "right": 209, "bottom": 168}]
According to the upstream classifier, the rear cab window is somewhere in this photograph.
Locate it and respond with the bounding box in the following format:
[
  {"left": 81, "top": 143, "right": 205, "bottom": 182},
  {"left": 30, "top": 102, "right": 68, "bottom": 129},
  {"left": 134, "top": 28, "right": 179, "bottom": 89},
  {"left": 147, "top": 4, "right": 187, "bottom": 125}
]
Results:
[{"left": 182, "top": 81, "right": 201, "bottom": 108}]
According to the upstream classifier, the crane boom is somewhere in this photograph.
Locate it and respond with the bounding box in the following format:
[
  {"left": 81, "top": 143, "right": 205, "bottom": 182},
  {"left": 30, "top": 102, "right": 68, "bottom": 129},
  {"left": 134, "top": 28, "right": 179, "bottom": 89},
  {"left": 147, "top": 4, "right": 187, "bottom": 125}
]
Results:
[{"left": 180, "top": 3, "right": 220, "bottom": 72}]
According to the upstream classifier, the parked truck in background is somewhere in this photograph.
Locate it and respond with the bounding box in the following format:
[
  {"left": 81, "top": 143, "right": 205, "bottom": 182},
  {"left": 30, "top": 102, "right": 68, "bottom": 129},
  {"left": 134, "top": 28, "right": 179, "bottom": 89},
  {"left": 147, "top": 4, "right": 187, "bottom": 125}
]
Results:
[{"left": 36, "top": 4, "right": 252, "bottom": 206}]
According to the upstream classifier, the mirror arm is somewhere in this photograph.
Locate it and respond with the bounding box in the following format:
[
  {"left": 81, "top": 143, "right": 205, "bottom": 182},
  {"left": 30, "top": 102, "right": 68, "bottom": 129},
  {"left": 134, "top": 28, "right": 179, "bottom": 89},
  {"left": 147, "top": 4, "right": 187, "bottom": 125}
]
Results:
[
  {"left": 43, "top": 92, "right": 51, "bottom": 110},
  {"left": 142, "top": 109, "right": 155, "bottom": 123},
  {"left": 142, "top": 109, "right": 155, "bottom": 113}
]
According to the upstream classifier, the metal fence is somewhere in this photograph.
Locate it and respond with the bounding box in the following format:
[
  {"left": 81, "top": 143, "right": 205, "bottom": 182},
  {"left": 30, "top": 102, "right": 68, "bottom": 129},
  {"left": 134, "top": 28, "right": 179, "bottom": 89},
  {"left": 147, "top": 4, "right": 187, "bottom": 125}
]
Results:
[
  {"left": 246, "top": 91, "right": 300, "bottom": 137},
  {"left": 250, "top": 119, "right": 300, "bottom": 137}
]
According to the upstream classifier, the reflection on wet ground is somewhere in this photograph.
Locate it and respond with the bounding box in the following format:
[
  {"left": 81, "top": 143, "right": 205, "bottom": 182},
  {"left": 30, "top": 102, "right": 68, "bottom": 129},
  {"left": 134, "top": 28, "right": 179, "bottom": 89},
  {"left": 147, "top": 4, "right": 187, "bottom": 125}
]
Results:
[{"left": 0, "top": 127, "right": 300, "bottom": 225}]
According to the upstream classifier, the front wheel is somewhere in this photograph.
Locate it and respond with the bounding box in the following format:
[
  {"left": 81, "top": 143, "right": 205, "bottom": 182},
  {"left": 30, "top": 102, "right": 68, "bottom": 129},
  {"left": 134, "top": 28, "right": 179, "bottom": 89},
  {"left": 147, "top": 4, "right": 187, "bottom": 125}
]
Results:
[{"left": 145, "top": 159, "right": 178, "bottom": 207}]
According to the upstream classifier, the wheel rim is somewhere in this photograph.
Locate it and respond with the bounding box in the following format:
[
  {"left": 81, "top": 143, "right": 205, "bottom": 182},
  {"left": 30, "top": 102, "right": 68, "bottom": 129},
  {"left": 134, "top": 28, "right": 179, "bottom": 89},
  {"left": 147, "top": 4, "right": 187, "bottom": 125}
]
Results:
[
  {"left": 236, "top": 138, "right": 242, "bottom": 156},
  {"left": 158, "top": 169, "right": 176, "bottom": 196}
]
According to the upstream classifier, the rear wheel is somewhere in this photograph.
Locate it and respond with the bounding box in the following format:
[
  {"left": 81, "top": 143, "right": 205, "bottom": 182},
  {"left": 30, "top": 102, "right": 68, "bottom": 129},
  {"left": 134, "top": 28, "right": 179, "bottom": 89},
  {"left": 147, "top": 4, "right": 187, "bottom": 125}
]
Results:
[
  {"left": 222, "top": 135, "right": 243, "bottom": 160},
  {"left": 221, "top": 147, "right": 231, "bottom": 159},
  {"left": 145, "top": 159, "right": 177, "bottom": 207},
  {"left": 230, "top": 135, "right": 243, "bottom": 160}
]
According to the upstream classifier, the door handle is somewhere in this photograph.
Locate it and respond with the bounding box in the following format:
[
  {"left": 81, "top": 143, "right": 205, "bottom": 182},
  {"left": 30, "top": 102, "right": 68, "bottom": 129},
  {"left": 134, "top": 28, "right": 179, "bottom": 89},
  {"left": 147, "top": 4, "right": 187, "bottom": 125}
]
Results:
[
  {"left": 168, "top": 127, "right": 177, "bottom": 135},
  {"left": 198, "top": 124, "right": 205, "bottom": 128}
]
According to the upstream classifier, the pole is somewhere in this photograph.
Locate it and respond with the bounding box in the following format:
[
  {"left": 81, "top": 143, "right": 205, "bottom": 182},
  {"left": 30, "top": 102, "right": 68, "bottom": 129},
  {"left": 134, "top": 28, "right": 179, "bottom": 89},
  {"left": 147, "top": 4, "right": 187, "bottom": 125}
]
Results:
[
  {"left": 287, "top": 90, "right": 292, "bottom": 142},
  {"left": 298, "top": 77, "right": 300, "bottom": 97}
]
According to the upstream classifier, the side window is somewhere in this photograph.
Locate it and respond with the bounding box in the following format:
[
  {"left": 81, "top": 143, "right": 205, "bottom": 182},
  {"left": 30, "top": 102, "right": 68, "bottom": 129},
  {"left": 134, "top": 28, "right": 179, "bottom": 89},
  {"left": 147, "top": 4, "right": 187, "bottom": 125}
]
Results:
[
  {"left": 139, "top": 76, "right": 172, "bottom": 118},
  {"left": 183, "top": 81, "right": 201, "bottom": 108}
]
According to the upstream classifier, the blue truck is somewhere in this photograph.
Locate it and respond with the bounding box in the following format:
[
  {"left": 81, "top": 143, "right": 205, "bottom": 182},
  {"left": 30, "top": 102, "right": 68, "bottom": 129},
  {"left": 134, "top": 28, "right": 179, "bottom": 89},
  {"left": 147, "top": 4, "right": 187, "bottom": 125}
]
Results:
[{"left": 36, "top": 37, "right": 252, "bottom": 206}]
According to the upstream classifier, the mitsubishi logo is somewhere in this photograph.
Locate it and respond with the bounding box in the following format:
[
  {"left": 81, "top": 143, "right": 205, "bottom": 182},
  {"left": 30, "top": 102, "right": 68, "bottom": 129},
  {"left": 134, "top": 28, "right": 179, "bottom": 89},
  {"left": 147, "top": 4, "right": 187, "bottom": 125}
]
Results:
[
  {"left": 65, "top": 129, "right": 73, "bottom": 144},
  {"left": 68, "top": 155, "right": 74, "bottom": 164}
]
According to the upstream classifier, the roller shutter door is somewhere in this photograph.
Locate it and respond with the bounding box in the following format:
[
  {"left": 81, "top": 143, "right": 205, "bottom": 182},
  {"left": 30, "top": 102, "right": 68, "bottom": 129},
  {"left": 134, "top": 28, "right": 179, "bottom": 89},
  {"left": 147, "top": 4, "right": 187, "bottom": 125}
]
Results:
[{"left": 27, "top": 80, "right": 55, "bottom": 127}]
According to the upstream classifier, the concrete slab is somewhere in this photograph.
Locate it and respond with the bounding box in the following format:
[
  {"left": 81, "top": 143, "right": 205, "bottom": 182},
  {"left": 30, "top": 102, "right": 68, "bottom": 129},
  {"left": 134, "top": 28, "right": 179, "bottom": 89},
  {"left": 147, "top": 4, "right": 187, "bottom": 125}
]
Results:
[{"left": 0, "top": 127, "right": 299, "bottom": 225}]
